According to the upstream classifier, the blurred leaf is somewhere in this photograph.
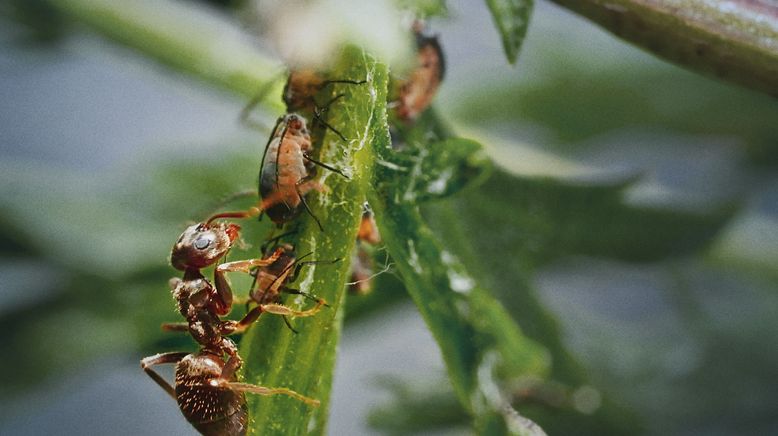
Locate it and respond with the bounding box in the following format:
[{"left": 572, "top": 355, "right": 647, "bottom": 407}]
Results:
[
  {"left": 368, "top": 377, "right": 469, "bottom": 434},
  {"left": 386, "top": 137, "right": 493, "bottom": 203},
  {"left": 3, "top": 0, "right": 68, "bottom": 43},
  {"left": 438, "top": 170, "right": 736, "bottom": 269},
  {"left": 451, "top": 59, "right": 778, "bottom": 163},
  {"left": 371, "top": 134, "right": 551, "bottom": 434},
  {"left": 368, "top": 375, "right": 636, "bottom": 436},
  {"left": 394, "top": 0, "right": 449, "bottom": 18},
  {"left": 484, "top": 0, "right": 534, "bottom": 64},
  {"left": 51, "top": 0, "right": 285, "bottom": 107}
]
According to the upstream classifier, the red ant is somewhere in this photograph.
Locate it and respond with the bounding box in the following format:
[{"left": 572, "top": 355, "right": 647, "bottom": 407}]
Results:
[
  {"left": 391, "top": 21, "right": 446, "bottom": 123},
  {"left": 141, "top": 220, "right": 327, "bottom": 435}
]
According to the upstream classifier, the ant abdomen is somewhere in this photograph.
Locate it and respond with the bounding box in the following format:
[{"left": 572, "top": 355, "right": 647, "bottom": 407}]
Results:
[{"left": 175, "top": 353, "right": 248, "bottom": 436}]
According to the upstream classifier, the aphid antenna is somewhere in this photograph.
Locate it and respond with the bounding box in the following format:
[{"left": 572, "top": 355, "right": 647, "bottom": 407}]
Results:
[
  {"left": 261, "top": 228, "right": 298, "bottom": 254},
  {"left": 310, "top": 93, "right": 349, "bottom": 142},
  {"left": 296, "top": 184, "right": 324, "bottom": 232},
  {"left": 303, "top": 154, "right": 350, "bottom": 179}
]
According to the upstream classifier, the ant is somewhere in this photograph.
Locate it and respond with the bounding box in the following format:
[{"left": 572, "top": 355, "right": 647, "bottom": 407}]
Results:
[
  {"left": 141, "top": 220, "right": 326, "bottom": 435},
  {"left": 391, "top": 20, "right": 446, "bottom": 123}
]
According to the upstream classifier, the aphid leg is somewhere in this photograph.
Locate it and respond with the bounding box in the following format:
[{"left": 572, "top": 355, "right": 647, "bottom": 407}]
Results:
[
  {"left": 282, "top": 315, "right": 299, "bottom": 334},
  {"left": 303, "top": 153, "right": 350, "bottom": 179},
  {"left": 140, "top": 352, "right": 189, "bottom": 399},
  {"left": 322, "top": 78, "right": 367, "bottom": 87},
  {"left": 312, "top": 94, "right": 348, "bottom": 142},
  {"left": 295, "top": 182, "right": 324, "bottom": 232},
  {"left": 261, "top": 228, "right": 298, "bottom": 254},
  {"left": 226, "top": 382, "right": 320, "bottom": 407},
  {"left": 288, "top": 258, "right": 341, "bottom": 282}
]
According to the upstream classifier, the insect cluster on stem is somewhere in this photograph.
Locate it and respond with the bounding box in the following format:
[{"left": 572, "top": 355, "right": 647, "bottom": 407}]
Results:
[{"left": 140, "top": 18, "right": 445, "bottom": 436}]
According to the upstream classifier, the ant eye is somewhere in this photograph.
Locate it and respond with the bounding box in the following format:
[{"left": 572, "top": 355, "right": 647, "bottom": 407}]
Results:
[{"left": 194, "top": 236, "right": 212, "bottom": 250}]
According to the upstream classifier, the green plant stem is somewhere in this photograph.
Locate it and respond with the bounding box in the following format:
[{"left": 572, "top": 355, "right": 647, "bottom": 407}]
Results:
[
  {"left": 548, "top": 0, "right": 778, "bottom": 97},
  {"left": 53, "top": 0, "right": 285, "bottom": 109},
  {"left": 238, "top": 47, "right": 387, "bottom": 435}
]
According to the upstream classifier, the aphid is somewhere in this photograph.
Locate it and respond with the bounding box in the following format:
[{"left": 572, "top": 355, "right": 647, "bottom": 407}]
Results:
[
  {"left": 392, "top": 21, "right": 446, "bottom": 123},
  {"left": 283, "top": 69, "right": 366, "bottom": 113},
  {"left": 241, "top": 70, "right": 365, "bottom": 141},
  {"left": 142, "top": 221, "right": 325, "bottom": 435},
  {"left": 349, "top": 203, "right": 381, "bottom": 295},
  {"left": 257, "top": 113, "right": 350, "bottom": 230},
  {"left": 204, "top": 114, "right": 344, "bottom": 230},
  {"left": 247, "top": 243, "right": 336, "bottom": 311}
]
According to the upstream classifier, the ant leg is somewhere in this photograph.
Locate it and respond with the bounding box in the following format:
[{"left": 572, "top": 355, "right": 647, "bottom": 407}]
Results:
[
  {"left": 260, "top": 300, "right": 326, "bottom": 318},
  {"left": 219, "top": 340, "right": 243, "bottom": 379},
  {"left": 161, "top": 322, "right": 189, "bottom": 332},
  {"left": 303, "top": 153, "right": 349, "bottom": 179},
  {"left": 221, "top": 305, "right": 264, "bottom": 335},
  {"left": 198, "top": 189, "right": 256, "bottom": 219},
  {"left": 213, "top": 248, "right": 285, "bottom": 309},
  {"left": 140, "top": 352, "right": 189, "bottom": 399},
  {"left": 217, "top": 249, "right": 285, "bottom": 275},
  {"left": 225, "top": 382, "right": 320, "bottom": 407}
]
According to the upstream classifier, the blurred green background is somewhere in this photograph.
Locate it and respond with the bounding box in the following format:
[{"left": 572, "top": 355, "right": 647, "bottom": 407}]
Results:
[{"left": 0, "top": 0, "right": 776, "bottom": 434}]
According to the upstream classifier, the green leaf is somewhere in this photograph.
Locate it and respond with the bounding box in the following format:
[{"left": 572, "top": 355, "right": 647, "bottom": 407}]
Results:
[
  {"left": 445, "top": 170, "right": 736, "bottom": 267},
  {"left": 370, "top": 135, "right": 551, "bottom": 434},
  {"left": 238, "top": 47, "right": 388, "bottom": 435},
  {"left": 484, "top": 0, "right": 534, "bottom": 64},
  {"left": 393, "top": 0, "right": 449, "bottom": 18}
]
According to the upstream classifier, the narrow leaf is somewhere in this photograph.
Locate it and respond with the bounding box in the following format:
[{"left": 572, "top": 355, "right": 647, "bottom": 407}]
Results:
[
  {"left": 370, "top": 139, "right": 551, "bottom": 434},
  {"left": 484, "top": 0, "right": 534, "bottom": 64}
]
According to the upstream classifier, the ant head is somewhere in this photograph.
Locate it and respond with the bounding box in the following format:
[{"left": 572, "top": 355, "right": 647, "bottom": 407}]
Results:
[{"left": 170, "top": 222, "right": 241, "bottom": 270}]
